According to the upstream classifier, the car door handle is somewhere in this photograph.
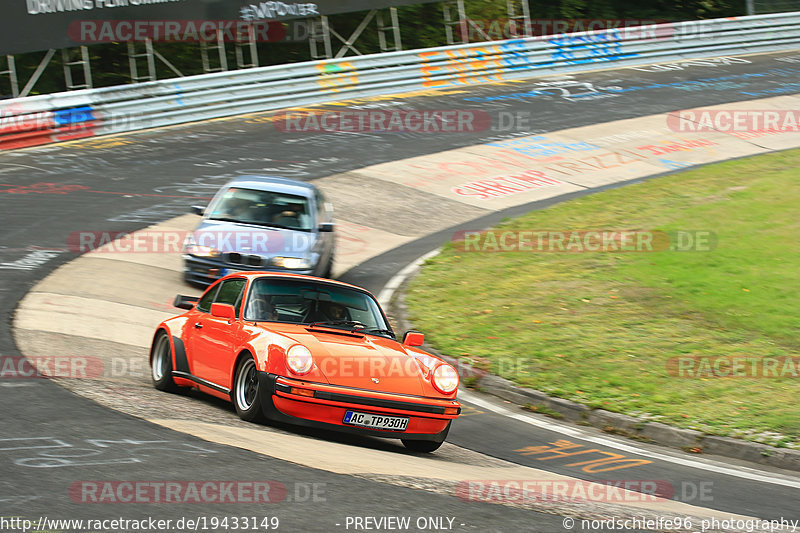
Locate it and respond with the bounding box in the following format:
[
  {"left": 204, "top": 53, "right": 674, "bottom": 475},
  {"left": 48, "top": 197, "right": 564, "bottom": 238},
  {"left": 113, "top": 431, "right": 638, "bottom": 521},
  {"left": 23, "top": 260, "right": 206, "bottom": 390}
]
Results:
[{"left": 194, "top": 322, "right": 203, "bottom": 329}]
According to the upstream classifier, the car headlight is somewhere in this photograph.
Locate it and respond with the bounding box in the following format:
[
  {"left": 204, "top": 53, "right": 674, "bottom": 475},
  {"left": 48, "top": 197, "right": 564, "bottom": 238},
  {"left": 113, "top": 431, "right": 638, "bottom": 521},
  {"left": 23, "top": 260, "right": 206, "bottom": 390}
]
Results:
[
  {"left": 286, "top": 344, "right": 313, "bottom": 375},
  {"left": 432, "top": 364, "right": 459, "bottom": 394},
  {"left": 272, "top": 256, "right": 312, "bottom": 269},
  {"left": 183, "top": 236, "right": 220, "bottom": 258}
]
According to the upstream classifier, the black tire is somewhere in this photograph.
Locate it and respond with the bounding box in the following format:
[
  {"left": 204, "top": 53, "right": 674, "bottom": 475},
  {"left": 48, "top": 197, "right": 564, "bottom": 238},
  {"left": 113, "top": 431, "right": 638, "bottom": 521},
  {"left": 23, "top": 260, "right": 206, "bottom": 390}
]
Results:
[
  {"left": 402, "top": 421, "right": 450, "bottom": 453},
  {"left": 321, "top": 253, "right": 334, "bottom": 279},
  {"left": 232, "top": 355, "right": 266, "bottom": 423},
  {"left": 183, "top": 272, "right": 206, "bottom": 290},
  {"left": 151, "top": 332, "right": 180, "bottom": 393},
  {"left": 401, "top": 439, "right": 444, "bottom": 453}
]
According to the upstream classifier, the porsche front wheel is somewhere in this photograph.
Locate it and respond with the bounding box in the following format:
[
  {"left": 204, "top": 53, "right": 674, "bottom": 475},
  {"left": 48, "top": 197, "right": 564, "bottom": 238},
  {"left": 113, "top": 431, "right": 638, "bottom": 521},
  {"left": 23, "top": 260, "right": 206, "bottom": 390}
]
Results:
[
  {"left": 233, "top": 355, "right": 265, "bottom": 423},
  {"left": 151, "top": 332, "right": 179, "bottom": 393}
]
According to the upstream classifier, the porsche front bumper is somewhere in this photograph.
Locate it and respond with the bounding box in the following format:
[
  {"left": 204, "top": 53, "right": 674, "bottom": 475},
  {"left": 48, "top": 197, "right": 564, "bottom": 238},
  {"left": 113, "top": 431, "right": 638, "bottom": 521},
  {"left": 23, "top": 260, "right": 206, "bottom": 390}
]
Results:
[{"left": 258, "top": 373, "right": 460, "bottom": 441}]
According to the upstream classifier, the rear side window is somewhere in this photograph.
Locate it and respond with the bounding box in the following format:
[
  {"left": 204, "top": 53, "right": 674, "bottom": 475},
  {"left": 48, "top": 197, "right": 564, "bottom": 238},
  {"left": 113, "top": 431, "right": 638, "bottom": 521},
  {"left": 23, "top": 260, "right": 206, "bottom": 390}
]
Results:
[
  {"left": 196, "top": 283, "right": 220, "bottom": 313},
  {"left": 215, "top": 279, "right": 247, "bottom": 317}
]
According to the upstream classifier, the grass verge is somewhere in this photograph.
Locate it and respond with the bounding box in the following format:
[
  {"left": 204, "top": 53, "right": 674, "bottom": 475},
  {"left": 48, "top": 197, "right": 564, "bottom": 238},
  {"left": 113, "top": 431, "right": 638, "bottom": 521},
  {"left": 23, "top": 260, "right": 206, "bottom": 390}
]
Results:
[{"left": 406, "top": 149, "right": 800, "bottom": 448}]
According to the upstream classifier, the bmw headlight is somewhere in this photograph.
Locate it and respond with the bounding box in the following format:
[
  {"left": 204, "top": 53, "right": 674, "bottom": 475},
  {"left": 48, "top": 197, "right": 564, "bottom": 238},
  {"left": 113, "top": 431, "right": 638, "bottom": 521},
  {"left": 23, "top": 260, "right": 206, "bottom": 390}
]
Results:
[
  {"left": 432, "top": 364, "right": 459, "bottom": 394},
  {"left": 183, "top": 235, "right": 220, "bottom": 258},
  {"left": 272, "top": 256, "right": 312, "bottom": 270},
  {"left": 286, "top": 344, "right": 313, "bottom": 375}
]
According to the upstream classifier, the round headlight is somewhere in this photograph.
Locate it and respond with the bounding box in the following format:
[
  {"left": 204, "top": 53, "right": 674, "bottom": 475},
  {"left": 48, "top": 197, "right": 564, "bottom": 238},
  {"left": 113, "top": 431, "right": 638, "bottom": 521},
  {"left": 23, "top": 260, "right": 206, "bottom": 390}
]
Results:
[
  {"left": 286, "top": 344, "right": 313, "bottom": 375},
  {"left": 272, "top": 257, "right": 312, "bottom": 270},
  {"left": 432, "top": 364, "right": 459, "bottom": 394},
  {"left": 183, "top": 236, "right": 220, "bottom": 258},
  {"left": 186, "top": 244, "right": 221, "bottom": 258}
]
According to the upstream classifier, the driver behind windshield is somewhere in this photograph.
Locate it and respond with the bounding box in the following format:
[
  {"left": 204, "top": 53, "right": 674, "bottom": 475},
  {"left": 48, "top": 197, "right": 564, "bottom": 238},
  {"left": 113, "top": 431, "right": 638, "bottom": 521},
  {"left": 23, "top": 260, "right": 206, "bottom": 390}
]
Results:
[
  {"left": 313, "top": 301, "right": 349, "bottom": 323},
  {"left": 272, "top": 201, "right": 310, "bottom": 229},
  {"left": 247, "top": 294, "right": 279, "bottom": 321},
  {"left": 213, "top": 189, "right": 260, "bottom": 221}
]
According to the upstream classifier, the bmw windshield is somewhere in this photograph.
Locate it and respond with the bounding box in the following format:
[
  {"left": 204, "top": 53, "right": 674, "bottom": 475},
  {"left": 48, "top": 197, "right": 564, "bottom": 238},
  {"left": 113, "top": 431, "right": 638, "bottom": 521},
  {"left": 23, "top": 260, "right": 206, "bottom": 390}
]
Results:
[{"left": 207, "top": 187, "right": 313, "bottom": 231}]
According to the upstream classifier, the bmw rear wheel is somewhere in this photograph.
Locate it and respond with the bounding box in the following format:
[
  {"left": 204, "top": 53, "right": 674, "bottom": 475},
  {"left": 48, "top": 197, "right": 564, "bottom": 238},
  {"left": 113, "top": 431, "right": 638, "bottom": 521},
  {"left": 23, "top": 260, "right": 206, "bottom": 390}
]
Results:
[
  {"left": 233, "top": 355, "right": 265, "bottom": 423},
  {"left": 321, "top": 253, "right": 334, "bottom": 279}
]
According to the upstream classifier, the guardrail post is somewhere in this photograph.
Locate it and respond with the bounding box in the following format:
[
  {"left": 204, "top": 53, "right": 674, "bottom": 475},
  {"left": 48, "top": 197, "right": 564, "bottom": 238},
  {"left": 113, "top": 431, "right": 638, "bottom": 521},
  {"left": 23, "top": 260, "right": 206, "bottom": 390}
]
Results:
[
  {"left": 235, "top": 23, "right": 259, "bottom": 69},
  {"left": 0, "top": 55, "right": 19, "bottom": 98},
  {"left": 62, "top": 46, "right": 92, "bottom": 91},
  {"left": 309, "top": 16, "right": 333, "bottom": 59},
  {"left": 128, "top": 40, "right": 156, "bottom": 83},
  {"left": 507, "top": 0, "right": 532, "bottom": 37},
  {"left": 377, "top": 7, "right": 403, "bottom": 52},
  {"left": 443, "top": 0, "right": 470, "bottom": 44},
  {"left": 201, "top": 30, "right": 228, "bottom": 73}
]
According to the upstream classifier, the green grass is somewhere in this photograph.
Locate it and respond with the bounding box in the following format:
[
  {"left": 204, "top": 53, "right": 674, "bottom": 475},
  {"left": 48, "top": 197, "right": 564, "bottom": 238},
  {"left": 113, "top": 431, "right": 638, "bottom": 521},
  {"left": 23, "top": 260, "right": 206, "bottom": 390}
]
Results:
[{"left": 406, "top": 149, "right": 800, "bottom": 447}]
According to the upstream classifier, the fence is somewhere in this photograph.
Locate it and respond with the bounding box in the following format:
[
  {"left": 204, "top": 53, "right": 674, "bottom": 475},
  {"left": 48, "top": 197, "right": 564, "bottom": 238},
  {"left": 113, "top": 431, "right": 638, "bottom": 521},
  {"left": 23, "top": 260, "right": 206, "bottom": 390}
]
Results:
[{"left": 2, "top": 12, "right": 799, "bottom": 150}]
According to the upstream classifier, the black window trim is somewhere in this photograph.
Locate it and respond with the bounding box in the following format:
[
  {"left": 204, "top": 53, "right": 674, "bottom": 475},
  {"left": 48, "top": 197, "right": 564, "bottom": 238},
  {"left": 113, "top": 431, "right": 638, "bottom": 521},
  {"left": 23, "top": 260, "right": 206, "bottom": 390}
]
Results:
[
  {"left": 213, "top": 277, "right": 247, "bottom": 319},
  {"left": 241, "top": 276, "right": 393, "bottom": 335},
  {"left": 195, "top": 282, "right": 221, "bottom": 313}
]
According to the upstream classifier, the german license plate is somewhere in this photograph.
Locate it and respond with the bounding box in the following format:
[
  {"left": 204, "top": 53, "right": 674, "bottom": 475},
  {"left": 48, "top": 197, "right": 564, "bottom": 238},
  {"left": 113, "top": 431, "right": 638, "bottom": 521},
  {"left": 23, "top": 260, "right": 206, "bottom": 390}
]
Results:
[
  {"left": 221, "top": 268, "right": 243, "bottom": 276},
  {"left": 343, "top": 411, "right": 408, "bottom": 431}
]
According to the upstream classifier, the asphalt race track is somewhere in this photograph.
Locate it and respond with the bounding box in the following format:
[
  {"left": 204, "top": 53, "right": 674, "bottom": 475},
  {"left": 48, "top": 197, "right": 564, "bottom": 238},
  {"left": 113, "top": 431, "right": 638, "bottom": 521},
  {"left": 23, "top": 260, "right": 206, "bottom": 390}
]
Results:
[{"left": 2, "top": 51, "right": 800, "bottom": 532}]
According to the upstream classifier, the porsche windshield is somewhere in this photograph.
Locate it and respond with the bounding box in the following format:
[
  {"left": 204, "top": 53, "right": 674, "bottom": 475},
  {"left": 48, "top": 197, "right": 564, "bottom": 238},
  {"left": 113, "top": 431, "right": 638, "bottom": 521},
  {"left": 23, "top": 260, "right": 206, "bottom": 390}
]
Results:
[
  {"left": 207, "top": 187, "right": 312, "bottom": 231},
  {"left": 244, "top": 278, "right": 393, "bottom": 337}
]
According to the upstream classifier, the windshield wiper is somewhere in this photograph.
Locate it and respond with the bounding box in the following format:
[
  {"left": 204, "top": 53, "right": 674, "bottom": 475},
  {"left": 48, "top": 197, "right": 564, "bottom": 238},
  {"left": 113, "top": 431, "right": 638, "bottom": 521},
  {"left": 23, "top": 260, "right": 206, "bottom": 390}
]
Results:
[
  {"left": 307, "top": 321, "right": 394, "bottom": 338},
  {"left": 207, "top": 217, "right": 290, "bottom": 230},
  {"left": 308, "top": 320, "right": 366, "bottom": 329},
  {"left": 354, "top": 327, "right": 396, "bottom": 338},
  {"left": 243, "top": 221, "right": 291, "bottom": 230}
]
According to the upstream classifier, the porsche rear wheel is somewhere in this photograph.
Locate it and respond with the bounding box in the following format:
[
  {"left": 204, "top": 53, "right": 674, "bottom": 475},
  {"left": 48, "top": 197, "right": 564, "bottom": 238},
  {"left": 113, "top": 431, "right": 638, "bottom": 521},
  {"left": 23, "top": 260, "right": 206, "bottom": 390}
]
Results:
[
  {"left": 233, "top": 355, "right": 265, "bottom": 423},
  {"left": 151, "top": 332, "right": 179, "bottom": 393}
]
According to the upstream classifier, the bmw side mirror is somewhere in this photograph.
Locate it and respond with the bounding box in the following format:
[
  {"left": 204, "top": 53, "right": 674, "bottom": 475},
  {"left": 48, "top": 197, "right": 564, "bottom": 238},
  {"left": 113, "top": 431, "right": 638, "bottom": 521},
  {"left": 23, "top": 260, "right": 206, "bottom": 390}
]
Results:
[
  {"left": 403, "top": 331, "right": 424, "bottom": 347},
  {"left": 191, "top": 205, "right": 205, "bottom": 216},
  {"left": 319, "top": 222, "right": 334, "bottom": 232}
]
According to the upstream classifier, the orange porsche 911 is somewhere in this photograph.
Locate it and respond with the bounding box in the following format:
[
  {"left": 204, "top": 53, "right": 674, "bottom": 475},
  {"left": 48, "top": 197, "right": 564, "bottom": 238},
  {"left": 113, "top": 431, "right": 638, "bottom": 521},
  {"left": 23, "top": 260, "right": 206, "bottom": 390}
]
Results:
[{"left": 150, "top": 272, "right": 460, "bottom": 452}]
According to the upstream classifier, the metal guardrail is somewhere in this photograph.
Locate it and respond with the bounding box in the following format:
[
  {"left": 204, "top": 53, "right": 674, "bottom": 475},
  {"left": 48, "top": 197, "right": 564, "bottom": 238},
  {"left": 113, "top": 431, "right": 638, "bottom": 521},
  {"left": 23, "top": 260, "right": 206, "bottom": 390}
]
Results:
[{"left": 1, "top": 12, "right": 799, "bottom": 150}]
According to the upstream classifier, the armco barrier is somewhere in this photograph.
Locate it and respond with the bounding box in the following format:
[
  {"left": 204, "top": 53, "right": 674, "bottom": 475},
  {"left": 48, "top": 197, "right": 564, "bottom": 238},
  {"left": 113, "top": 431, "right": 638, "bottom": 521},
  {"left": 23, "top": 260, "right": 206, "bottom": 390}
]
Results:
[{"left": 2, "top": 12, "right": 800, "bottom": 149}]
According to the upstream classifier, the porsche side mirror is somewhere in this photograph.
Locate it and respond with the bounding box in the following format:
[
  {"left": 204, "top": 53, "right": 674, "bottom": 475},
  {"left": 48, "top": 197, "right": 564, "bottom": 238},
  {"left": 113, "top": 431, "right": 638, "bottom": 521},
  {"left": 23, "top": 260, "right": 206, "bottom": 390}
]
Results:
[
  {"left": 319, "top": 222, "right": 334, "bottom": 232},
  {"left": 210, "top": 303, "right": 236, "bottom": 320},
  {"left": 191, "top": 205, "right": 205, "bottom": 216},
  {"left": 402, "top": 331, "right": 424, "bottom": 347}
]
